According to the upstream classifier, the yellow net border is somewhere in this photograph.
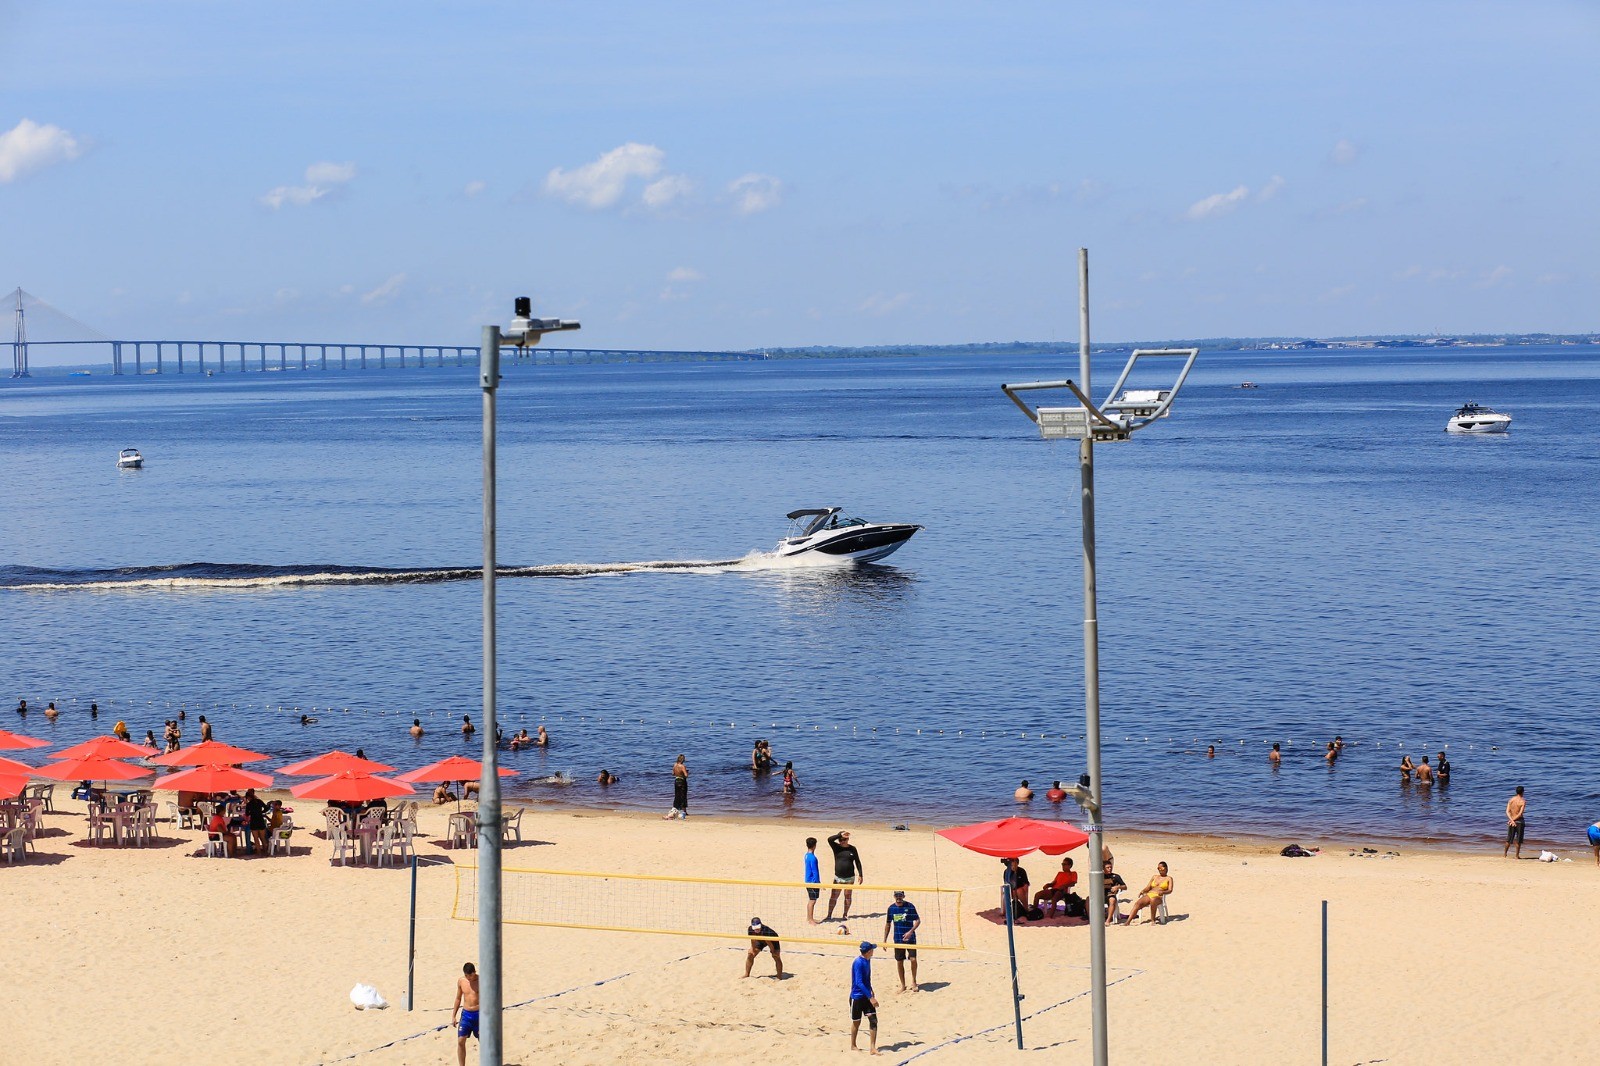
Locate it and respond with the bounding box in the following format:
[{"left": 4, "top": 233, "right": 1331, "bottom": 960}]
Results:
[{"left": 453, "top": 863, "right": 966, "bottom": 951}]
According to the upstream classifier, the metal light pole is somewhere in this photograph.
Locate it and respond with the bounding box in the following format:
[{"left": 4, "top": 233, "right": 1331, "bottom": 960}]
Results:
[
  {"left": 478, "top": 324, "right": 504, "bottom": 1066},
  {"left": 478, "top": 301, "right": 579, "bottom": 1066},
  {"left": 1075, "top": 250, "right": 1111, "bottom": 1066},
  {"left": 1001, "top": 251, "right": 1198, "bottom": 1066}
]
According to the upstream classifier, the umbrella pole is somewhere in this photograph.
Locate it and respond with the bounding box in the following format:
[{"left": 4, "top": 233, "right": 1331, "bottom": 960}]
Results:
[{"left": 1003, "top": 871, "right": 1024, "bottom": 1049}]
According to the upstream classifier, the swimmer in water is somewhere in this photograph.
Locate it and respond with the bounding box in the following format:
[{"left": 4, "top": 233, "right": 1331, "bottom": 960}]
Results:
[
  {"left": 1205, "top": 744, "right": 1215, "bottom": 759},
  {"left": 45, "top": 702, "right": 59, "bottom": 720},
  {"left": 1046, "top": 780, "right": 1067, "bottom": 803},
  {"left": 410, "top": 718, "right": 424, "bottom": 738},
  {"left": 1269, "top": 743, "right": 1281, "bottom": 766},
  {"left": 300, "top": 714, "right": 317, "bottom": 725},
  {"left": 90, "top": 702, "right": 99, "bottom": 719},
  {"left": 1400, "top": 754, "right": 1415, "bottom": 781},
  {"left": 1014, "top": 780, "right": 1033, "bottom": 802},
  {"left": 535, "top": 725, "right": 549, "bottom": 748},
  {"left": 462, "top": 715, "right": 475, "bottom": 737},
  {"left": 1416, "top": 755, "right": 1433, "bottom": 785},
  {"left": 782, "top": 761, "right": 798, "bottom": 794},
  {"left": 15, "top": 699, "right": 26, "bottom": 717},
  {"left": 597, "top": 770, "right": 618, "bottom": 786}
]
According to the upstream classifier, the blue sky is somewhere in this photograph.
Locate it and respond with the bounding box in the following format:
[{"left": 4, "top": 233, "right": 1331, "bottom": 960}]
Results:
[{"left": 2, "top": 1, "right": 1595, "bottom": 358}]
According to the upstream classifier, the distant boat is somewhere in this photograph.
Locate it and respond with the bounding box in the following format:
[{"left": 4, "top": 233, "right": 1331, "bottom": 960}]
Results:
[
  {"left": 1237, "top": 381, "right": 1259, "bottom": 389},
  {"left": 1446, "top": 403, "right": 1511, "bottom": 435},
  {"left": 117, "top": 448, "right": 144, "bottom": 469},
  {"left": 777, "top": 507, "right": 921, "bottom": 564},
  {"left": 70, "top": 370, "right": 92, "bottom": 377}
]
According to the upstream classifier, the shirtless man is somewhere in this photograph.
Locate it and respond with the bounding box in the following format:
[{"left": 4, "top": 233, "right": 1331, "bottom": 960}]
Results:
[
  {"left": 1014, "top": 779, "right": 1033, "bottom": 802},
  {"left": 1269, "top": 743, "right": 1281, "bottom": 766},
  {"left": 199, "top": 715, "right": 213, "bottom": 742},
  {"left": 1416, "top": 755, "right": 1433, "bottom": 785},
  {"left": 1504, "top": 786, "right": 1527, "bottom": 859},
  {"left": 451, "top": 962, "right": 480, "bottom": 1066},
  {"left": 409, "top": 718, "right": 424, "bottom": 738}
]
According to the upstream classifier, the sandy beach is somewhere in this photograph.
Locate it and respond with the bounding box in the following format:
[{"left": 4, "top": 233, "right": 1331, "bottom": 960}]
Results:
[{"left": 5, "top": 795, "right": 1597, "bottom": 1065}]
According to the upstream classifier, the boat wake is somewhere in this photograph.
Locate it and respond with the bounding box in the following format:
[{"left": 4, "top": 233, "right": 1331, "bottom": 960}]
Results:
[{"left": 0, "top": 551, "right": 863, "bottom": 593}]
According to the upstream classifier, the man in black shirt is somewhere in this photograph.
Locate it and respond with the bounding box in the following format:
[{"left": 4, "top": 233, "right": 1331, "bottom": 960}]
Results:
[
  {"left": 826, "top": 830, "right": 864, "bottom": 921},
  {"left": 743, "top": 917, "right": 782, "bottom": 977}
]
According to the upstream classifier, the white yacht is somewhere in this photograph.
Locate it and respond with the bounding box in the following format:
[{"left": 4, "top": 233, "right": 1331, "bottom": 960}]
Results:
[
  {"left": 116, "top": 448, "right": 144, "bottom": 469},
  {"left": 776, "top": 508, "right": 921, "bottom": 564},
  {"left": 1446, "top": 403, "right": 1511, "bottom": 434}
]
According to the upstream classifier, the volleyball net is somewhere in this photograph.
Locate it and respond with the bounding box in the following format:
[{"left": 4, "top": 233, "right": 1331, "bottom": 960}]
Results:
[{"left": 452, "top": 864, "right": 966, "bottom": 951}]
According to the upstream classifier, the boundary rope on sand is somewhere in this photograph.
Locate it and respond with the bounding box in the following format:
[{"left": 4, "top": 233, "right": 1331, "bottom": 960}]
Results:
[{"left": 318, "top": 949, "right": 715, "bottom": 1064}]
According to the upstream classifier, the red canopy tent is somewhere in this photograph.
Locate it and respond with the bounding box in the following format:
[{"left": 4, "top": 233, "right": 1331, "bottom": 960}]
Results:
[
  {"left": 937, "top": 816, "right": 1092, "bottom": 1050},
  {"left": 150, "top": 764, "right": 275, "bottom": 793},
  {"left": 0, "top": 754, "right": 41, "bottom": 777},
  {"left": 54, "top": 736, "right": 159, "bottom": 761},
  {"left": 289, "top": 770, "right": 413, "bottom": 803},
  {"left": 148, "top": 741, "right": 270, "bottom": 767},
  {"left": 0, "top": 773, "right": 29, "bottom": 801},
  {"left": 0, "top": 729, "right": 50, "bottom": 752},
  {"left": 34, "top": 756, "right": 154, "bottom": 783},
  {"left": 277, "top": 750, "right": 396, "bottom": 777}
]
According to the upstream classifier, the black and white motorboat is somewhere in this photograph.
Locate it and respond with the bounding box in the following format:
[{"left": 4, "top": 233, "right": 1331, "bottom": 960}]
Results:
[
  {"left": 116, "top": 448, "right": 144, "bottom": 469},
  {"left": 1446, "top": 403, "right": 1511, "bottom": 434},
  {"left": 776, "top": 508, "right": 921, "bottom": 564}
]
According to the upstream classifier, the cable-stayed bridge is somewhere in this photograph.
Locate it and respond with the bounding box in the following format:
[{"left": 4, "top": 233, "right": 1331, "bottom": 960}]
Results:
[{"left": 5, "top": 288, "right": 766, "bottom": 378}]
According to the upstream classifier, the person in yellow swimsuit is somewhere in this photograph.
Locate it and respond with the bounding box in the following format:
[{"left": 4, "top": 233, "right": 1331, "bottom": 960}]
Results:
[{"left": 1127, "top": 862, "right": 1174, "bottom": 925}]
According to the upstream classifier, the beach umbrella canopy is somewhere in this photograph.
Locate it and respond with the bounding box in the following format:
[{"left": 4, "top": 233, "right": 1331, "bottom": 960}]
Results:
[
  {"left": 936, "top": 817, "right": 1090, "bottom": 859},
  {"left": 397, "top": 755, "right": 519, "bottom": 784},
  {"left": 0, "top": 774, "right": 29, "bottom": 800},
  {"left": 34, "top": 756, "right": 154, "bottom": 783},
  {"left": 0, "top": 729, "right": 50, "bottom": 751},
  {"left": 148, "top": 740, "right": 270, "bottom": 767},
  {"left": 0, "top": 754, "right": 40, "bottom": 776},
  {"left": 150, "top": 763, "right": 274, "bottom": 793},
  {"left": 277, "top": 750, "right": 396, "bottom": 776},
  {"left": 289, "top": 770, "right": 413, "bottom": 803},
  {"left": 54, "top": 736, "right": 159, "bottom": 761}
]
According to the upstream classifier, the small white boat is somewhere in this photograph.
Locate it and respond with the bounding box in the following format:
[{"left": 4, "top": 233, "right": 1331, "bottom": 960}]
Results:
[
  {"left": 1237, "top": 381, "right": 1259, "bottom": 389},
  {"left": 117, "top": 448, "right": 144, "bottom": 469},
  {"left": 777, "top": 508, "right": 921, "bottom": 564},
  {"left": 1446, "top": 403, "right": 1511, "bottom": 434}
]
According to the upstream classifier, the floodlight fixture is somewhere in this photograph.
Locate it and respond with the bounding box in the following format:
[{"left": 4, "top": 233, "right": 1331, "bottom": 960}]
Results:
[{"left": 1001, "top": 347, "right": 1198, "bottom": 442}]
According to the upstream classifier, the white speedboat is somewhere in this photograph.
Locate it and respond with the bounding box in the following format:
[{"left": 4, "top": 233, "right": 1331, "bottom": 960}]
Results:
[
  {"left": 117, "top": 448, "right": 144, "bottom": 469},
  {"left": 777, "top": 508, "right": 921, "bottom": 564},
  {"left": 1446, "top": 403, "right": 1511, "bottom": 434}
]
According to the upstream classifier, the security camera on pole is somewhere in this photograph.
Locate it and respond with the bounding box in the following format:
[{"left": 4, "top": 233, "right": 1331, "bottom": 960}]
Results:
[
  {"left": 478, "top": 298, "right": 579, "bottom": 1066},
  {"left": 1000, "top": 250, "right": 1196, "bottom": 1066}
]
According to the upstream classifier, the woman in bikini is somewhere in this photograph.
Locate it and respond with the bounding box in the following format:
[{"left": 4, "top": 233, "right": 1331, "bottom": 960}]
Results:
[{"left": 1126, "top": 861, "right": 1174, "bottom": 925}]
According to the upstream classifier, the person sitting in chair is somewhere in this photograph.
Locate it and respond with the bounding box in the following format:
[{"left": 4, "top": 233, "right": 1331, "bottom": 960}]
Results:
[
  {"left": 1033, "top": 857, "right": 1083, "bottom": 915},
  {"left": 1103, "top": 860, "right": 1128, "bottom": 925},
  {"left": 1126, "top": 861, "right": 1174, "bottom": 925}
]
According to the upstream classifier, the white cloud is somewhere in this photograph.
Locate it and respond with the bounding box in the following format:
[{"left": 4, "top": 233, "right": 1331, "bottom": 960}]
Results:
[
  {"left": 1331, "top": 196, "right": 1369, "bottom": 215},
  {"left": 1329, "top": 138, "right": 1360, "bottom": 166},
  {"left": 464, "top": 180, "right": 487, "bottom": 198},
  {"left": 304, "top": 161, "right": 356, "bottom": 185},
  {"left": 1477, "top": 265, "right": 1512, "bottom": 288},
  {"left": 642, "top": 173, "right": 695, "bottom": 210},
  {"left": 727, "top": 173, "right": 783, "bottom": 215},
  {"left": 260, "top": 160, "right": 357, "bottom": 209},
  {"left": 0, "top": 119, "right": 85, "bottom": 183},
  {"left": 859, "top": 292, "right": 912, "bottom": 316},
  {"left": 361, "top": 273, "right": 406, "bottom": 306},
  {"left": 544, "top": 143, "right": 664, "bottom": 209},
  {"left": 1186, "top": 184, "right": 1250, "bottom": 220},
  {"left": 1256, "top": 175, "right": 1285, "bottom": 202},
  {"left": 665, "top": 266, "right": 703, "bottom": 283}
]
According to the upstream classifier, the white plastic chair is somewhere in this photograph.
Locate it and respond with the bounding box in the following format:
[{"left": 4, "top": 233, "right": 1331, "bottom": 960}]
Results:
[
  {"left": 1156, "top": 894, "right": 1172, "bottom": 924},
  {"left": 204, "top": 831, "right": 230, "bottom": 858},
  {"left": 500, "top": 807, "right": 524, "bottom": 845},
  {"left": 28, "top": 782, "right": 55, "bottom": 813},
  {"left": 87, "top": 806, "right": 110, "bottom": 846},
  {"left": 4, "top": 825, "right": 31, "bottom": 863},
  {"left": 377, "top": 820, "right": 413, "bottom": 866},
  {"left": 447, "top": 812, "right": 475, "bottom": 850},
  {"left": 269, "top": 820, "right": 295, "bottom": 857},
  {"left": 134, "top": 806, "right": 157, "bottom": 846}
]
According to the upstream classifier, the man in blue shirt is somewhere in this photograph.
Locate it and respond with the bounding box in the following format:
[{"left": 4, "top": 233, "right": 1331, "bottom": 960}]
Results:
[
  {"left": 883, "top": 890, "right": 921, "bottom": 992},
  {"left": 804, "top": 837, "right": 822, "bottom": 924},
  {"left": 849, "top": 941, "right": 879, "bottom": 1055}
]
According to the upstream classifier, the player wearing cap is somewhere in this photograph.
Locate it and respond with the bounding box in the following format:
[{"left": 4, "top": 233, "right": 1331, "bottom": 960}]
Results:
[
  {"left": 743, "top": 917, "right": 783, "bottom": 978},
  {"left": 883, "top": 890, "right": 921, "bottom": 992},
  {"left": 849, "top": 941, "right": 879, "bottom": 1055}
]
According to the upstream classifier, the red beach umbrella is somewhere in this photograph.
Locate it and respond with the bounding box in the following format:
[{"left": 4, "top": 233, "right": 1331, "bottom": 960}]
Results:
[
  {"left": 148, "top": 740, "right": 270, "bottom": 767},
  {"left": 396, "top": 755, "right": 518, "bottom": 784},
  {"left": 936, "top": 817, "right": 1089, "bottom": 859},
  {"left": 34, "top": 756, "right": 154, "bottom": 783},
  {"left": 289, "top": 771, "right": 413, "bottom": 803},
  {"left": 277, "top": 750, "right": 396, "bottom": 776},
  {"left": 0, "top": 729, "right": 50, "bottom": 751},
  {"left": 150, "top": 763, "right": 274, "bottom": 793},
  {"left": 54, "top": 736, "right": 159, "bottom": 761},
  {"left": 0, "top": 754, "right": 40, "bottom": 776},
  {"left": 0, "top": 774, "right": 29, "bottom": 800}
]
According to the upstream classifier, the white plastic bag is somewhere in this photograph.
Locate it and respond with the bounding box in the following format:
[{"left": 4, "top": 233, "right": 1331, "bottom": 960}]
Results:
[
  {"left": 1537, "top": 850, "right": 1559, "bottom": 863},
  {"left": 350, "top": 983, "right": 389, "bottom": 1010}
]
